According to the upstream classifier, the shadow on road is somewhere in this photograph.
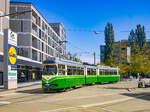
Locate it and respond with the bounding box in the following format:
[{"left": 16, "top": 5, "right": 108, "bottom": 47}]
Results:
[
  {"left": 121, "top": 91, "right": 150, "bottom": 101},
  {"left": 103, "top": 87, "right": 136, "bottom": 90},
  {"left": 16, "top": 88, "right": 66, "bottom": 94}
]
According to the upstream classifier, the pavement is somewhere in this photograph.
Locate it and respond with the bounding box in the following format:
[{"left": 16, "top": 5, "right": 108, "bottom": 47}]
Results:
[
  {"left": 0, "top": 81, "right": 150, "bottom": 112},
  {"left": 0, "top": 81, "right": 41, "bottom": 91}
]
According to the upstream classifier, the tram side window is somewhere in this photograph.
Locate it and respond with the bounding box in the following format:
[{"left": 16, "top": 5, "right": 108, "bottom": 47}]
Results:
[
  {"left": 80, "top": 67, "right": 84, "bottom": 75},
  {"left": 58, "top": 64, "right": 65, "bottom": 75},
  {"left": 114, "top": 71, "right": 117, "bottom": 75},
  {"left": 67, "top": 66, "right": 73, "bottom": 75},
  {"left": 99, "top": 70, "right": 103, "bottom": 75},
  {"left": 72, "top": 66, "right": 77, "bottom": 75},
  {"left": 76, "top": 67, "right": 80, "bottom": 75},
  {"left": 91, "top": 69, "right": 96, "bottom": 75},
  {"left": 103, "top": 70, "right": 106, "bottom": 75},
  {"left": 106, "top": 70, "right": 109, "bottom": 75},
  {"left": 87, "top": 68, "right": 90, "bottom": 75}
]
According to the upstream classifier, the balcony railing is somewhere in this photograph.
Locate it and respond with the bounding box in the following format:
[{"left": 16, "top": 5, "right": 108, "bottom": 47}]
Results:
[
  {"left": 32, "top": 16, "right": 37, "bottom": 25},
  {"left": 32, "top": 29, "right": 38, "bottom": 37}
]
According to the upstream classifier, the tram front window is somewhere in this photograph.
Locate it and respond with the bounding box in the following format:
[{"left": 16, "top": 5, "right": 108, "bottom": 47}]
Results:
[{"left": 43, "top": 65, "right": 57, "bottom": 75}]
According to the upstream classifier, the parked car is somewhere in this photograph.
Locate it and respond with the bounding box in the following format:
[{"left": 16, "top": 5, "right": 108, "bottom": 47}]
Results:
[{"left": 138, "top": 74, "right": 150, "bottom": 88}]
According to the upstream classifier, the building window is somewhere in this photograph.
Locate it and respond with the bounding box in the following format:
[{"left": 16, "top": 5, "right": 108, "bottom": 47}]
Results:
[
  {"left": 114, "top": 48, "right": 119, "bottom": 50},
  {"left": 115, "top": 57, "right": 119, "bottom": 60},
  {"left": 114, "top": 43, "right": 119, "bottom": 45},
  {"left": 114, "top": 53, "right": 119, "bottom": 55},
  {"left": 42, "top": 42, "right": 44, "bottom": 51},
  {"left": 121, "top": 48, "right": 126, "bottom": 50},
  {"left": 121, "top": 58, "right": 125, "bottom": 60},
  {"left": 21, "top": 20, "right": 23, "bottom": 32},
  {"left": 39, "top": 29, "right": 41, "bottom": 39}
]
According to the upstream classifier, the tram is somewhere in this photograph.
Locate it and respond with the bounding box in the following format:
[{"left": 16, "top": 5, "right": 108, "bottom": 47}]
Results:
[{"left": 42, "top": 57, "right": 120, "bottom": 91}]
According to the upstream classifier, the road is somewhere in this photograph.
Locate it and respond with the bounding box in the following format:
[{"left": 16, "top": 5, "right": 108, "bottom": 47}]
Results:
[{"left": 0, "top": 81, "right": 150, "bottom": 112}]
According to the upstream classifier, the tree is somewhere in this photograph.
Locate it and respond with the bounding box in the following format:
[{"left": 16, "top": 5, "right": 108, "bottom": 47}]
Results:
[
  {"left": 118, "top": 64, "right": 130, "bottom": 77},
  {"left": 129, "top": 52, "right": 150, "bottom": 76},
  {"left": 135, "top": 24, "right": 146, "bottom": 50},
  {"left": 128, "top": 29, "right": 136, "bottom": 53},
  {"left": 66, "top": 52, "right": 81, "bottom": 62},
  {"left": 104, "top": 23, "right": 114, "bottom": 65},
  {"left": 128, "top": 24, "right": 146, "bottom": 52}
]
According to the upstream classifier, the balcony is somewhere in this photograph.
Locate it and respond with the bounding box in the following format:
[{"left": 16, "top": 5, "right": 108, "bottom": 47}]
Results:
[
  {"left": 32, "top": 50, "right": 38, "bottom": 61},
  {"left": 32, "top": 36, "right": 38, "bottom": 49},
  {"left": 32, "top": 16, "right": 37, "bottom": 25},
  {"left": 32, "top": 29, "right": 38, "bottom": 37}
]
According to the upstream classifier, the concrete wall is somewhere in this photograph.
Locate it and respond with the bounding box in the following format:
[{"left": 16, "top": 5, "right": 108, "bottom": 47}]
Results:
[
  {"left": 0, "top": 0, "right": 9, "bottom": 54},
  {"left": 0, "top": 0, "right": 9, "bottom": 14}
]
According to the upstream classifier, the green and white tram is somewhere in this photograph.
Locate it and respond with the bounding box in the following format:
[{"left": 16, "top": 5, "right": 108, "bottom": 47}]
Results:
[{"left": 42, "top": 57, "right": 120, "bottom": 91}]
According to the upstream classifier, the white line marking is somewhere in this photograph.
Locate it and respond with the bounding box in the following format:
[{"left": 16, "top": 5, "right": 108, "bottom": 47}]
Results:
[
  {"left": 0, "top": 101, "right": 11, "bottom": 104},
  {"left": 0, "top": 93, "right": 23, "bottom": 97},
  {"left": 26, "top": 92, "right": 128, "bottom": 104},
  {"left": 101, "top": 108, "right": 115, "bottom": 112},
  {"left": 40, "top": 107, "right": 76, "bottom": 112},
  {"left": 80, "top": 95, "right": 145, "bottom": 108}
]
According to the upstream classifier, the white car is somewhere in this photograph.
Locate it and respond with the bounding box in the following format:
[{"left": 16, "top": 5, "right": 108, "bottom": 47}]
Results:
[{"left": 138, "top": 74, "right": 150, "bottom": 88}]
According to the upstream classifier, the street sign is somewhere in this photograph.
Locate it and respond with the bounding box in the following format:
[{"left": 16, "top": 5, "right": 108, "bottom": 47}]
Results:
[{"left": 4, "top": 29, "right": 17, "bottom": 89}]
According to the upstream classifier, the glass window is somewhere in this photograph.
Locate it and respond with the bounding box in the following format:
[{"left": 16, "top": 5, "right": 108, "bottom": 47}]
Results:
[
  {"left": 114, "top": 43, "right": 119, "bottom": 45},
  {"left": 43, "top": 65, "right": 57, "bottom": 75},
  {"left": 121, "top": 48, "right": 126, "bottom": 50},
  {"left": 114, "top": 53, "right": 119, "bottom": 55},
  {"left": 114, "top": 48, "right": 119, "bottom": 50},
  {"left": 58, "top": 64, "right": 65, "bottom": 75}
]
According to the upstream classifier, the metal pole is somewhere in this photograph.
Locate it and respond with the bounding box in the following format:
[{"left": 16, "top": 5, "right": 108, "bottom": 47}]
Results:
[{"left": 94, "top": 52, "right": 96, "bottom": 65}]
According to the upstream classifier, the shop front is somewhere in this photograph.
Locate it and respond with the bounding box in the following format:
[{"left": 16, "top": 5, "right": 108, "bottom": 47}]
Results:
[{"left": 17, "top": 58, "right": 42, "bottom": 83}]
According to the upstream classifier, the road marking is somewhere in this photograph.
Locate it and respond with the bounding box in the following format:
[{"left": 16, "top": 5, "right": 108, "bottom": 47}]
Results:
[
  {"left": 0, "top": 101, "right": 11, "bottom": 104},
  {"left": 26, "top": 92, "right": 129, "bottom": 104},
  {"left": 80, "top": 95, "right": 145, "bottom": 108},
  {"left": 40, "top": 107, "right": 76, "bottom": 112},
  {"left": 101, "top": 108, "right": 115, "bottom": 112},
  {"left": 0, "top": 93, "right": 23, "bottom": 97}
]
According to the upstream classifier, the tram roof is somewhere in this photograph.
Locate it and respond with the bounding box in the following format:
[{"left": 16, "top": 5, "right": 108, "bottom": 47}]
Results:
[{"left": 43, "top": 57, "right": 119, "bottom": 70}]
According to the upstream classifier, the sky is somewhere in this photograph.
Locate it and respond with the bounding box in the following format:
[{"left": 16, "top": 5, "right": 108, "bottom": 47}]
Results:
[{"left": 11, "top": 0, "right": 150, "bottom": 64}]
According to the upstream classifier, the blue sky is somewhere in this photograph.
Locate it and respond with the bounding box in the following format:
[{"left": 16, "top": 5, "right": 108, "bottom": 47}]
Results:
[{"left": 11, "top": 0, "right": 150, "bottom": 63}]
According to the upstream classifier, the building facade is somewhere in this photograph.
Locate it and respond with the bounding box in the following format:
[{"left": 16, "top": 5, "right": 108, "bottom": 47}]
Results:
[
  {"left": 49, "top": 23, "right": 66, "bottom": 55},
  {"left": 0, "top": 0, "right": 9, "bottom": 85},
  {"left": 100, "top": 40, "right": 131, "bottom": 65},
  {"left": 8, "top": 2, "right": 66, "bottom": 83}
]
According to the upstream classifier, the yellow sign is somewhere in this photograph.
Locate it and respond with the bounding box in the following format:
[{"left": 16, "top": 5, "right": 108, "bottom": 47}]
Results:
[
  {"left": 8, "top": 46, "right": 17, "bottom": 65},
  {"left": 33, "top": 73, "right": 35, "bottom": 79}
]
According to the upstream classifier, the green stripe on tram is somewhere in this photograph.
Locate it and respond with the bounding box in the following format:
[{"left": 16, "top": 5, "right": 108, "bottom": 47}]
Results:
[{"left": 42, "top": 75, "right": 120, "bottom": 90}]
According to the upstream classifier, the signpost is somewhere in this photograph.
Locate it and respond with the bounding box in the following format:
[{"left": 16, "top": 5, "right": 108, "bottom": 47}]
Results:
[{"left": 4, "top": 29, "right": 17, "bottom": 89}]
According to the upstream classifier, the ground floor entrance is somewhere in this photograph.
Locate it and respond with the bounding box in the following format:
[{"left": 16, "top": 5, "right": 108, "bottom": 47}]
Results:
[
  {"left": 0, "top": 56, "right": 43, "bottom": 85},
  {"left": 17, "top": 65, "right": 42, "bottom": 83}
]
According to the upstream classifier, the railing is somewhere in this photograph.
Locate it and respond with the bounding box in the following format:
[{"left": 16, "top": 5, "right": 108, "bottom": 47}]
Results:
[{"left": 32, "top": 16, "right": 37, "bottom": 25}]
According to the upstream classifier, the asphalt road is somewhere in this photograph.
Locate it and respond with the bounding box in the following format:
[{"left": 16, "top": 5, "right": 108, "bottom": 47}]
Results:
[{"left": 0, "top": 81, "right": 150, "bottom": 112}]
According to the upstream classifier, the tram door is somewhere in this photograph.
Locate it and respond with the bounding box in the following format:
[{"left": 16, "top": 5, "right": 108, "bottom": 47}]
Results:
[{"left": 0, "top": 72, "right": 3, "bottom": 85}]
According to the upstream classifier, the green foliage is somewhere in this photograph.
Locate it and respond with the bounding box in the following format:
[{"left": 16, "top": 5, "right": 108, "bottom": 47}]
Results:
[
  {"left": 119, "top": 48, "right": 150, "bottom": 76},
  {"left": 129, "top": 50, "right": 150, "bottom": 75},
  {"left": 66, "top": 52, "right": 81, "bottom": 62},
  {"left": 104, "top": 22, "right": 114, "bottom": 65},
  {"left": 105, "top": 55, "right": 115, "bottom": 67},
  {"left": 118, "top": 64, "right": 130, "bottom": 76},
  {"left": 128, "top": 24, "right": 146, "bottom": 52}
]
